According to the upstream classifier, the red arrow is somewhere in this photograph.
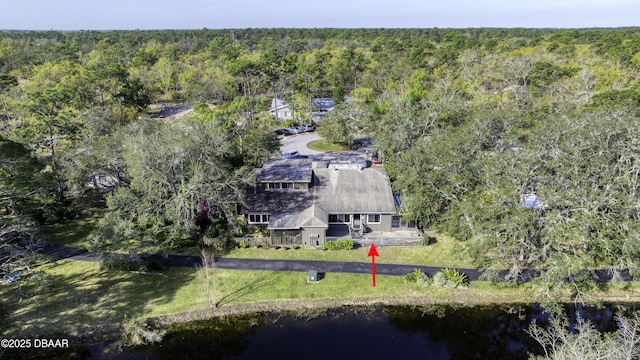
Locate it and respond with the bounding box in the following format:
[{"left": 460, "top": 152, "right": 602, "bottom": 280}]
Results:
[{"left": 367, "top": 243, "right": 380, "bottom": 287}]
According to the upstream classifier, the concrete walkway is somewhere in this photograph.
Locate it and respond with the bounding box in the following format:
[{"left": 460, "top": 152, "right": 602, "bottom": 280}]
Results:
[{"left": 37, "top": 243, "right": 635, "bottom": 282}]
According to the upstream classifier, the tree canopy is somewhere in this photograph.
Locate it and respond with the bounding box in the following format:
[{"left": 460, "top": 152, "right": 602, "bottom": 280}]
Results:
[{"left": 1, "top": 27, "right": 640, "bottom": 285}]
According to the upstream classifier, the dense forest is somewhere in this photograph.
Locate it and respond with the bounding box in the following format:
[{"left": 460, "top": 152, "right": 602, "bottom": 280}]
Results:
[{"left": 2, "top": 28, "right": 640, "bottom": 294}]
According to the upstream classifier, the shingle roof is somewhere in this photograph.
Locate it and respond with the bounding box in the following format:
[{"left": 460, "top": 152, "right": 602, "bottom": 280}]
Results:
[
  {"left": 246, "top": 189, "right": 314, "bottom": 214},
  {"left": 314, "top": 167, "right": 395, "bottom": 214},
  {"left": 298, "top": 204, "right": 328, "bottom": 228},
  {"left": 257, "top": 158, "right": 313, "bottom": 183},
  {"left": 311, "top": 98, "right": 335, "bottom": 112},
  {"left": 268, "top": 212, "right": 300, "bottom": 229},
  {"left": 247, "top": 162, "right": 396, "bottom": 230}
]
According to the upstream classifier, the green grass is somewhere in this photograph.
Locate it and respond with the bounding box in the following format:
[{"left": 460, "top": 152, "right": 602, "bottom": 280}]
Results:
[
  {"left": 307, "top": 139, "right": 348, "bottom": 152},
  {"left": 40, "top": 217, "right": 98, "bottom": 249},
  {"left": 0, "top": 258, "right": 522, "bottom": 337},
  {"left": 222, "top": 231, "right": 474, "bottom": 268},
  {"left": 41, "top": 217, "right": 473, "bottom": 268},
  {"left": 3, "top": 259, "right": 640, "bottom": 338}
]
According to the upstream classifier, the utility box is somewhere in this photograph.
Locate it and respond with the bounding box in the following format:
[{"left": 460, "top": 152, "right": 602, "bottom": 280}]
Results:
[{"left": 307, "top": 270, "right": 320, "bottom": 283}]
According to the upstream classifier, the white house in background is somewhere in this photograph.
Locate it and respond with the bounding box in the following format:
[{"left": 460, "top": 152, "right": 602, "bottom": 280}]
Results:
[
  {"left": 270, "top": 98, "right": 294, "bottom": 120},
  {"left": 270, "top": 97, "right": 338, "bottom": 122}
]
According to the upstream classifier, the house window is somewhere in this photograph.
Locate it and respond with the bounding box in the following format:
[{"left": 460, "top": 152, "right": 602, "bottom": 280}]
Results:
[
  {"left": 392, "top": 216, "right": 400, "bottom": 228},
  {"left": 367, "top": 214, "right": 381, "bottom": 224},
  {"left": 248, "top": 214, "right": 270, "bottom": 224},
  {"left": 268, "top": 183, "right": 281, "bottom": 189},
  {"left": 283, "top": 182, "right": 294, "bottom": 189},
  {"left": 329, "top": 214, "right": 350, "bottom": 223}
]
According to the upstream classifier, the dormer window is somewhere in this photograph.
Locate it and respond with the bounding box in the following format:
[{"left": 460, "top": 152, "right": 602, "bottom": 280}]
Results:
[{"left": 248, "top": 214, "right": 270, "bottom": 224}]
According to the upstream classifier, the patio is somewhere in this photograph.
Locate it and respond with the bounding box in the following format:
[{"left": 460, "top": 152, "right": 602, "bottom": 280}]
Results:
[{"left": 327, "top": 228, "right": 424, "bottom": 246}]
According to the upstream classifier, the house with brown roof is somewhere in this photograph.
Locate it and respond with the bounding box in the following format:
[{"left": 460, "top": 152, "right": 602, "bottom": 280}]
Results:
[{"left": 245, "top": 158, "right": 419, "bottom": 247}]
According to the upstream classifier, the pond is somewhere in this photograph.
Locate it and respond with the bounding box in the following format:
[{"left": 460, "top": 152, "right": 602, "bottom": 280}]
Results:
[{"left": 106, "top": 303, "right": 634, "bottom": 360}]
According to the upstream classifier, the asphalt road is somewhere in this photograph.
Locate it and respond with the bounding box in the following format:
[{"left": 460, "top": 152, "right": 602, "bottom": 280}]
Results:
[
  {"left": 279, "top": 132, "right": 322, "bottom": 156},
  {"left": 37, "top": 243, "right": 635, "bottom": 283},
  {"left": 39, "top": 243, "right": 475, "bottom": 278},
  {"left": 279, "top": 132, "right": 373, "bottom": 162}
]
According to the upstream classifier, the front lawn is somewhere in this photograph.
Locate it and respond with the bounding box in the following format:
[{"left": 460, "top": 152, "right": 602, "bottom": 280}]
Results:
[
  {"left": 41, "top": 216, "right": 473, "bottom": 268},
  {"left": 3, "top": 258, "right": 640, "bottom": 339},
  {"left": 307, "top": 139, "right": 348, "bottom": 152},
  {"left": 223, "top": 231, "right": 474, "bottom": 268},
  {"left": 0, "top": 258, "right": 535, "bottom": 338}
]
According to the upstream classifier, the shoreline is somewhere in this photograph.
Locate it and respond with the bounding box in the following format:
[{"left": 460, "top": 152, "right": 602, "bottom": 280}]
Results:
[
  {"left": 148, "top": 293, "right": 640, "bottom": 329},
  {"left": 6, "top": 292, "right": 640, "bottom": 356}
]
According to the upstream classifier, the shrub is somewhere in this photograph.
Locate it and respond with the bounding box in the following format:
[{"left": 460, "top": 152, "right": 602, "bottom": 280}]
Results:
[
  {"left": 210, "top": 235, "right": 234, "bottom": 251},
  {"left": 99, "top": 254, "right": 165, "bottom": 273},
  {"left": 235, "top": 222, "right": 249, "bottom": 236},
  {"left": 124, "top": 321, "right": 166, "bottom": 346},
  {"left": 405, "top": 268, "right": 430, "bottom": 286},
  {"left": 433, "top": 268, "right": 470, "bottom": 289},
  {"left": 238, "top": 240, "right": 250, "bottom": 248},
  {"left": 405, "top": 268, "right": 424, "bottom": 282},
  {"left": 140, "top": 259, "right": 165, "bottom": 273},
  {"left": 281, "top": 119, "right": 297, "bottom": 128},
  {"left": 322, "top": 238, "right": 354, "bottom": 251},
  {"left": 99, "top": 253, "right": 142, "bottom": 272}
]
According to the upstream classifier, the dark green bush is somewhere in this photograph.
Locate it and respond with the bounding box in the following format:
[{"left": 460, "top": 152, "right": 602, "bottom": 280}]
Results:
[
  {"left": 140, "top": 259, "right": 165, "bottom": 273},
  {"left": 322, "top": 238, "right": 354, "bottom": 251},
  {"left": 99, "top": 254, "right": 165, "bottom": 273}
]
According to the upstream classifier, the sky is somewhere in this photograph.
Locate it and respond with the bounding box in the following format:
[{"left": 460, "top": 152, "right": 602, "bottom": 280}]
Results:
[{"left": 3, "top": 0, "right": 639, "bottom": 30}]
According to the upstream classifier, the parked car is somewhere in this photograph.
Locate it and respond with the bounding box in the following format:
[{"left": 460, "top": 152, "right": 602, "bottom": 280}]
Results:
[
  {"left": 282, "top": 150, "right": 299, "bottom": 158},
  {"left": 356, "top": 156, "right": 368, "bottom": 169},
  {"left": 282, "top": 150, "right": 309, "bottom": 159},
  {"left": 287, "top": 127, "right": 300, "bottom": 134},
  {"left": 372, "top": 151, "right": 382, "bottom": 164},
  {"left": 301, "top": 124, "right": 315, "bottom": 132},
  {"left": 274, "top": 128, "right": 291, "bottom": 136}
]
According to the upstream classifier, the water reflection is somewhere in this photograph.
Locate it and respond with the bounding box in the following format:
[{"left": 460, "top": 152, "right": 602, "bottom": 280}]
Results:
[{"left": 115, "top": 304, "right": 638, "bottom": 359}]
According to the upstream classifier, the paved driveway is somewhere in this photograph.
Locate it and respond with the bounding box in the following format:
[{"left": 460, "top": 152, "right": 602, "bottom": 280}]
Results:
[
  {"left": 279, "top": 132, "right": 322, "bottom": 156},
  {"left": 279, "top": 132, "right": 371, "bottom": 162}
]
